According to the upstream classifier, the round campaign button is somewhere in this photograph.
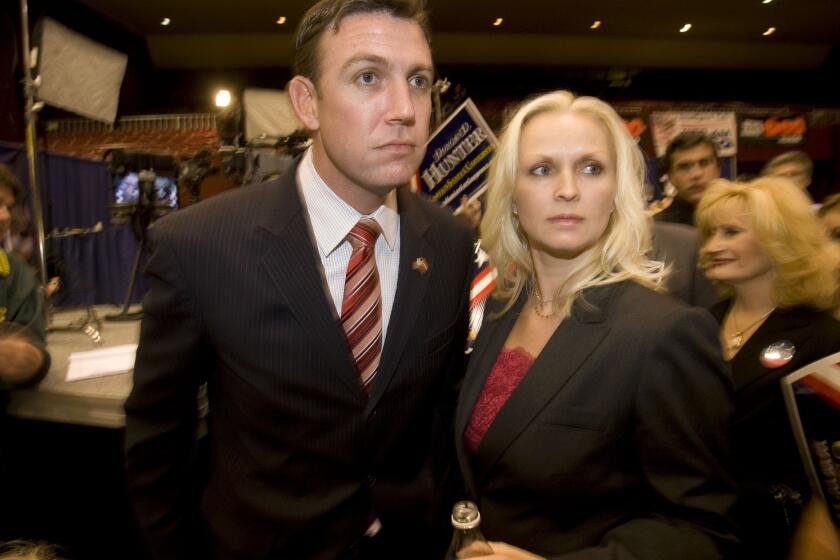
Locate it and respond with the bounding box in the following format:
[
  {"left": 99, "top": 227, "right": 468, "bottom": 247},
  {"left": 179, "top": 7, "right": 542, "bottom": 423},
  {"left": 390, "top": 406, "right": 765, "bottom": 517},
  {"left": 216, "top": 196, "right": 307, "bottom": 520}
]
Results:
[{"left": 760, "top": 340, "right": 796, "bottom": 368}]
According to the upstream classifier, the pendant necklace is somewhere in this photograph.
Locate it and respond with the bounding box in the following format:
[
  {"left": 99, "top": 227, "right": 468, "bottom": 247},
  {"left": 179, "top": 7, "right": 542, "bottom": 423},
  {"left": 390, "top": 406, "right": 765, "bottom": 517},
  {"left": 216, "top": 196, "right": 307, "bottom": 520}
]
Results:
[
  {"left": 533, "top": 283, "right": 556, "bottom": 319},
  {"left": 728, "top": 307, "right": 776, "bottom": 350}
]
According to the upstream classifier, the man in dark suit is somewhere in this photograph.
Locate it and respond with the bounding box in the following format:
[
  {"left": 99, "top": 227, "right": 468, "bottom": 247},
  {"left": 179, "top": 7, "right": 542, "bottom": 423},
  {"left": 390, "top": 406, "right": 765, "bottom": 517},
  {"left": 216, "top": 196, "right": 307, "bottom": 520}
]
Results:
[{"left": 124, "top": 1, "right": 473, "bottom": 558}]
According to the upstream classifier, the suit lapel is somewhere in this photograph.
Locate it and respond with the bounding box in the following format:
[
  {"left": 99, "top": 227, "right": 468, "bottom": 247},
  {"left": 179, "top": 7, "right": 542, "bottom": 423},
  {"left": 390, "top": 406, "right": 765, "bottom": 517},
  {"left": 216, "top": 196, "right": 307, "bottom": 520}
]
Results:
[
  {"left": 454, "top": 296, "right": 521, "bottom": 496},
  {"left": 256, "top": 164, "right": 363, "bottom": 401},
  {"left": 733, "top": 307, "right": 813, "bottom": 389},
  {"left": 470, "top": 284, "right": 617, "bottom": 485},
  {"left": 367, "top": 188, "right": 433, "bottom": 409}
]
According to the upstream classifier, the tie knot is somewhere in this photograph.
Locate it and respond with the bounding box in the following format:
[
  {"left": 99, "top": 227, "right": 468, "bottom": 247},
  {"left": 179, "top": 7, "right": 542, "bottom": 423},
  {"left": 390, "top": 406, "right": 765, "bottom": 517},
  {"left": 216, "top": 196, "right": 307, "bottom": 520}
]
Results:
[{"left": 348, "top": 219, "right": 381, "bottom": 250}]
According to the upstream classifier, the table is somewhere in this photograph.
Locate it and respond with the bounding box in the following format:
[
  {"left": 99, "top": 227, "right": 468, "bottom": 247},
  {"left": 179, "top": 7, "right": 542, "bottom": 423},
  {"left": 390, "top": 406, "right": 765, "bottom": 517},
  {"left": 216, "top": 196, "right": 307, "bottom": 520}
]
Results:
[{"left": 4, "top": 305, "right": 139, "bottom": 428}]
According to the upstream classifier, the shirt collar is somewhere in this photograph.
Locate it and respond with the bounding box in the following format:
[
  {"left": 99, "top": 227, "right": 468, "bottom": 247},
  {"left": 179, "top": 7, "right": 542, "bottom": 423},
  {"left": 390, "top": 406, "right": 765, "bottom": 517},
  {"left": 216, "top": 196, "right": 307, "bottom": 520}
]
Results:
[{"left": 298, "top": 147, "right": 398, "bottom": 257}]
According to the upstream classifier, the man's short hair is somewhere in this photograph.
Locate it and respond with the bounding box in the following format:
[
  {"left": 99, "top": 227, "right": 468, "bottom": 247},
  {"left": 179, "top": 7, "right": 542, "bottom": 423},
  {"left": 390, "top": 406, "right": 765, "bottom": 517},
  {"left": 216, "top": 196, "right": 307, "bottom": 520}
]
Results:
[
  {"left": 0, "top": 164, "right": 23, "bottom": 202},
  {"left": 293, "top": 0, "right": 430, "bottom": 84},
  {"left": 760, "top": 150, "right": 813, "bottom": 178},
  {"left": 662, "top": 133, "right": 719, "bottom": 172}
]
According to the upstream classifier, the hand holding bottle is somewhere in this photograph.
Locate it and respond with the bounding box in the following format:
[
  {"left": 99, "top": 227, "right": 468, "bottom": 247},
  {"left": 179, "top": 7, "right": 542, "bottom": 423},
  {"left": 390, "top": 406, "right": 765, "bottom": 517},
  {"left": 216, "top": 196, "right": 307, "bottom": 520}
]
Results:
[
  {"left": 446, "top": 501, "right": 494, "bottom": 558},
  {"left": 478, "top": 542, "right": 546, "bottom": 560},
  {"left": 445, "top": 501, "right": 545, "bottom": 560}
]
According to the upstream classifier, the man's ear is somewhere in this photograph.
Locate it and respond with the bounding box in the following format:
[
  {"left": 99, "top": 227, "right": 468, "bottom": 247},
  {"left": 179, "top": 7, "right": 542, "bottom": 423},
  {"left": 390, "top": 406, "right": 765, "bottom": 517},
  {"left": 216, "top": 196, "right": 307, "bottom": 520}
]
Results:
[{"left": 288, "top": 76, "right": 320, "bottom": 132}]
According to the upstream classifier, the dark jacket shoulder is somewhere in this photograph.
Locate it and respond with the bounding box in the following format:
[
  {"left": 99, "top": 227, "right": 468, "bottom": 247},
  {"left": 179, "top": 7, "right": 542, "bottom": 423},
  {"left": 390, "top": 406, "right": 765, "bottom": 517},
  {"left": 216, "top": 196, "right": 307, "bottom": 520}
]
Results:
[
  {"left": 589, "top": 279, "right": 708, "bottom": 324},
  {"left": 485, "top": 280, "right": 711, "bottom": 332},
  {"left": 152, "top": 178, "right": 285, "bottom": 239},
  {"left": 653, "top": 195, "right": 695, "bottom": 227}
]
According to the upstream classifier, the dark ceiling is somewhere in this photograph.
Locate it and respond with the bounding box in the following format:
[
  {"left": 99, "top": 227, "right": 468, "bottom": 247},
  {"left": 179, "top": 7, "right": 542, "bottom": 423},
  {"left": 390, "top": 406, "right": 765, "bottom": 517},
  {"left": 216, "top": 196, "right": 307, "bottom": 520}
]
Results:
[
  {"left": 1, "top": 0, "right": 836, "bottom": 124},
  {"left": 75, "top": 0, "right": 840, "bottom": 70}
]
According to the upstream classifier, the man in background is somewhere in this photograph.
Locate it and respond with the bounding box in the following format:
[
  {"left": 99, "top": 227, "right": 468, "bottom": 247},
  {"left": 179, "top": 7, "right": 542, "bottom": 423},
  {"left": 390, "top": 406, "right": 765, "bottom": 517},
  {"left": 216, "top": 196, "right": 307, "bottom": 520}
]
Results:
[
  {"left": 761, "top": 150, "right": 813, "bottom": 191},
  {"left": 645, "top": 134, "right": 720, "bottom": 306},
  {"left": 652, "top": 132, "right": 721, "bottom": 226}
]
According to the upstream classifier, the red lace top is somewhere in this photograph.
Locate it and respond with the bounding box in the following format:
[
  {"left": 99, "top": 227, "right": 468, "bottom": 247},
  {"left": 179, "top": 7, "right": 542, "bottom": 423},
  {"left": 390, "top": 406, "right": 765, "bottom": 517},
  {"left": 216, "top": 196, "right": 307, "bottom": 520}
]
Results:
[{"left": 463, "top": 346, "right": 535, "bottom": 454}]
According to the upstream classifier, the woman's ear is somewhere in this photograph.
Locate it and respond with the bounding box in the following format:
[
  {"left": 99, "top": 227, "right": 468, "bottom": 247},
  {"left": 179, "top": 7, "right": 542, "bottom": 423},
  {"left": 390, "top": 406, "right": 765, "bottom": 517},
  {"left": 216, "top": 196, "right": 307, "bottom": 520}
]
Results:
[{"left": 287, "top": 76, "right": 320, "bottom": 131}]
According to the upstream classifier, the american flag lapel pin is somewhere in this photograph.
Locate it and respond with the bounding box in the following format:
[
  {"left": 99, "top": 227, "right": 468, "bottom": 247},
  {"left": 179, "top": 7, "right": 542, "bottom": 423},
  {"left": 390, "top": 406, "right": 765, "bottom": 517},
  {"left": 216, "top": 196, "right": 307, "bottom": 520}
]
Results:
[{"left": 412, "top": 257, "right": 429, "bottom": 274}]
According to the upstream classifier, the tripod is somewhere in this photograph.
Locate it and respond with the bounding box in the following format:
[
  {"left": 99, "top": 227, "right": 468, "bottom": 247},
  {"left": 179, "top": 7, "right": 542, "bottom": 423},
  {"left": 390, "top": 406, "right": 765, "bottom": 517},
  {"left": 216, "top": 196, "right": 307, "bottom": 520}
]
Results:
[
  {"left": 106, "top": 170, "right": 167, "bottom": 322},
  {"left": 105, "top": 235, "right": 145, "bottom": 321}
]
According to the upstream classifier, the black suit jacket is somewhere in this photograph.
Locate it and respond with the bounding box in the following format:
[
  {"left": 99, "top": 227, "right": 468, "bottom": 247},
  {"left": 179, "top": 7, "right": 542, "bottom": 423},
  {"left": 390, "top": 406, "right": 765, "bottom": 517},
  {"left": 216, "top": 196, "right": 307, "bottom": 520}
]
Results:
[
  {"left": 649, "top": 221, "right": 718, "bottom": 308},
  {"left": 124, "top": 162, "right": 474, "bottom": 560},
  {"left": 710, "top": 302, "right": 840, "bottom": 556},
  {"left": 653, "top": 195, "right": 696, "bottom": 227},
  {"left": 455, "top": 282, "right": 738, "bottom": 559}
]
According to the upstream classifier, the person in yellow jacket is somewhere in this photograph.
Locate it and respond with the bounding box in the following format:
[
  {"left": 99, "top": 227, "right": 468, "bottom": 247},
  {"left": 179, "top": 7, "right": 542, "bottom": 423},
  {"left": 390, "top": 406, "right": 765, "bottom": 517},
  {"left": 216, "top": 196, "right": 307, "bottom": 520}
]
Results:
[{"left": 0, "top": 164, "right": 48, "bottom": 387}]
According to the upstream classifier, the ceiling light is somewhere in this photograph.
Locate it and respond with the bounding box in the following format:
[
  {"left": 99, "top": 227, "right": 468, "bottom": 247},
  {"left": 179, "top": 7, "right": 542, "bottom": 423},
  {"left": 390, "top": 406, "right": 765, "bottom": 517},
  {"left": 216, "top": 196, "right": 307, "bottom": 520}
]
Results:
[
  {"left": 215, "top": 89, "right": 232, "bottom": 108},
  {"left": 590, "top": 20, "right": 602, "bottom": 29},
  {"left": 762, "top": 0, "right": 773, "bottom": 4},
  {"left": 763, "top": 26, "right": 776, "bottom": 36},
  {"left": 160, "top": 17, "right": 171, "bottom": 26},
  {"left": 679, "top": 23, "right": 692, "bottom": 33},
  {"left": 492, "top": 18, "right": 503, "bottom": 27},
  {"left": 276, "top": 16, "right": 286, "bottom": 25}
]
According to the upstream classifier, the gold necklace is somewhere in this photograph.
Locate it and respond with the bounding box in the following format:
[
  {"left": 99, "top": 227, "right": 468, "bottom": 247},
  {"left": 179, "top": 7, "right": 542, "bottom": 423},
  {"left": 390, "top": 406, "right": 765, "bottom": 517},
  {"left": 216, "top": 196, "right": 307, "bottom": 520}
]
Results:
[
  {"left": 727, "top": 307, "right": 776, "bottom": 350},
  {"left": 533, "top": 283, "right": 556, "bottom": 319}
]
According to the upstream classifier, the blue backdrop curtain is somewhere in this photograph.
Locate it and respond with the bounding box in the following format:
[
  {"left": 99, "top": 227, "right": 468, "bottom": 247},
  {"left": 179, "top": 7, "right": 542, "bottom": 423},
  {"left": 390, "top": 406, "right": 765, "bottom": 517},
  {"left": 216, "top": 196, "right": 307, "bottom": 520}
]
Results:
[{"left": 0, "top": 141, "right": 146, "bottom": 306}]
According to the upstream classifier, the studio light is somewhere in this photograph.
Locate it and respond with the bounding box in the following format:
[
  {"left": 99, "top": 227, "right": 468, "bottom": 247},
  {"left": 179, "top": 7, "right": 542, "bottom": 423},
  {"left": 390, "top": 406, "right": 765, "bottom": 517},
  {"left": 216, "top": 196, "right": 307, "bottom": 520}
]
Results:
[{"left": 215, "top": 89, "right": 232, "bottom": 108}]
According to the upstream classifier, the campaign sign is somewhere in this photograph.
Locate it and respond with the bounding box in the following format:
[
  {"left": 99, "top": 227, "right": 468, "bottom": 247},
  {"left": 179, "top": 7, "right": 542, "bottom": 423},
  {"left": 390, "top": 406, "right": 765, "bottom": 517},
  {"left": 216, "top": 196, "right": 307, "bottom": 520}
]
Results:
[
  {"left": 782, "top": 352, "right": 840, "bottom": 526},
  {"left": 417, "top": 99, "right": 498, "bottom": 211},
  {"left": 649, "top": 111, "right": 738, "bottom": 158},
  {"left": 740, "top": 114, "right": 808, "bottom": 146}
]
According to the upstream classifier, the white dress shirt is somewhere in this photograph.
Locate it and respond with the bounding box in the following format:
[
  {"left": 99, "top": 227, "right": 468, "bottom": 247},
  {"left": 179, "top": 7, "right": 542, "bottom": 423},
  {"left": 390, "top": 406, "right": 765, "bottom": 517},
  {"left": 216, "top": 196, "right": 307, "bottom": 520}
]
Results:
[{"left": 297, "top": 148, "right": 400, "bottom": 345}]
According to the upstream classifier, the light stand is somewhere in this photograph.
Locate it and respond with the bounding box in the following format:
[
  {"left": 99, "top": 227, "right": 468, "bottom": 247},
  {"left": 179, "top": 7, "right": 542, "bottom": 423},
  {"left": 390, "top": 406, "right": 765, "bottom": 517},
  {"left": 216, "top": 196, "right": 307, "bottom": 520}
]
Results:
[
  {"left": 19, "top": 0, "right": 104, "bottom": 345},
  {"left": 18, "top": 0, "right": 47, "bottom": 287}
]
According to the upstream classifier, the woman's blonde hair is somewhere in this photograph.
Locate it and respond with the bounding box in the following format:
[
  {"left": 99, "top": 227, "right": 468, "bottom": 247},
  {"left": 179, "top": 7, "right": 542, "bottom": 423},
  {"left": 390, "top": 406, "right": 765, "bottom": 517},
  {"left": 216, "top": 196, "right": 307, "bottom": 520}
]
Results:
[
  {"left": 818, "top": 193, "right": 840, "bottom": 218},
  {"left": 480, "top": 90, "right": 665, "bottom": 317},
  {"left": 0, "top": 541, "right": 59, "bottom": 560},
  {"left": 696, "top": 177, "right": 840, "bottom": 309}
]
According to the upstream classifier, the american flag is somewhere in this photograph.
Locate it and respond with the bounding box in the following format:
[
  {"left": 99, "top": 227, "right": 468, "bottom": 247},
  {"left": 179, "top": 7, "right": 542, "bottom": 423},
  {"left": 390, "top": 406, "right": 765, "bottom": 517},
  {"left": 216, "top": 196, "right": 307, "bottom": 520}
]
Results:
[{"left": 467, "top": 240, "right": 496, "bottom": 353}]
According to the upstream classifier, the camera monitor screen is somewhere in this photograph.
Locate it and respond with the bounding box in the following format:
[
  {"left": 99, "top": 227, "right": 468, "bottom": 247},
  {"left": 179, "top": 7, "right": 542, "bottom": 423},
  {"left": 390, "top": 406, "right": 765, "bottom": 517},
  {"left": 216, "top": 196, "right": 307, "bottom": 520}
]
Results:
[{"left": 114, "top": 172, "right": 179, "bottom": 209}]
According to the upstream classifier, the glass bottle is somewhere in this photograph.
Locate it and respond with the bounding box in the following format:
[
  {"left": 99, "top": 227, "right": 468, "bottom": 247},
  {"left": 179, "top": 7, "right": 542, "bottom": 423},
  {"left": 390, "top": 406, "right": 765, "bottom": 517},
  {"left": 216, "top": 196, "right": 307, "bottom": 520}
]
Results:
[{"left": 445, "top": 500, "right": 494, "bottom": 559}]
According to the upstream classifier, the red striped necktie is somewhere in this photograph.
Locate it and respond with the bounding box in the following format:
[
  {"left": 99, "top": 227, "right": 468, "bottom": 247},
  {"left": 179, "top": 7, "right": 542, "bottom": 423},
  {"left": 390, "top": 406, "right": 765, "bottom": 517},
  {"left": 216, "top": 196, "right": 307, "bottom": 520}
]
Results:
[{"left": 341, "top": 219, "right": 382, "bottom": 394}]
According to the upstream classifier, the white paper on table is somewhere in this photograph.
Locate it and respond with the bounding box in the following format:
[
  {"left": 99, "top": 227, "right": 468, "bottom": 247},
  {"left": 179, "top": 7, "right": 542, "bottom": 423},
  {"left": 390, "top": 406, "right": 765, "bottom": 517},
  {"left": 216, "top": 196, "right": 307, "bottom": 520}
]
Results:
[{"left": 66, "top": 343, "right": 138, "bottom": 382}]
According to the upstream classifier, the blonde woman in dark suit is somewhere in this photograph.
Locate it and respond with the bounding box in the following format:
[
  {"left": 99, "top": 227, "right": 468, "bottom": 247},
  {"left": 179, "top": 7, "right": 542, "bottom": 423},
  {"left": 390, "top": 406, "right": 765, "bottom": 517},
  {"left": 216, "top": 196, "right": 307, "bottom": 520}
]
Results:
[
  {"left": 697, "top": 177, "right": 840, "bottom": 559},
  {"left": 454, "top": 91, "right": 738, "bottom": 560}
]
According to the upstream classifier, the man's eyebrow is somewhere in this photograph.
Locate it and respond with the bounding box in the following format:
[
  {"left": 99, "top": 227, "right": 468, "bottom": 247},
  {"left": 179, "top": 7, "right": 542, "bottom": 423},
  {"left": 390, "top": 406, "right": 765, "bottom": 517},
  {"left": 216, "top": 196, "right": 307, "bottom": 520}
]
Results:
[
  {"left": 340, "top": 55, "right": 434, "bottom": 76},
  {"left": 410, "top": 64, "right": 434, "bottom": 76},
  {"left": 341, "top": 54, "right": 389, "bottom": 72}
]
